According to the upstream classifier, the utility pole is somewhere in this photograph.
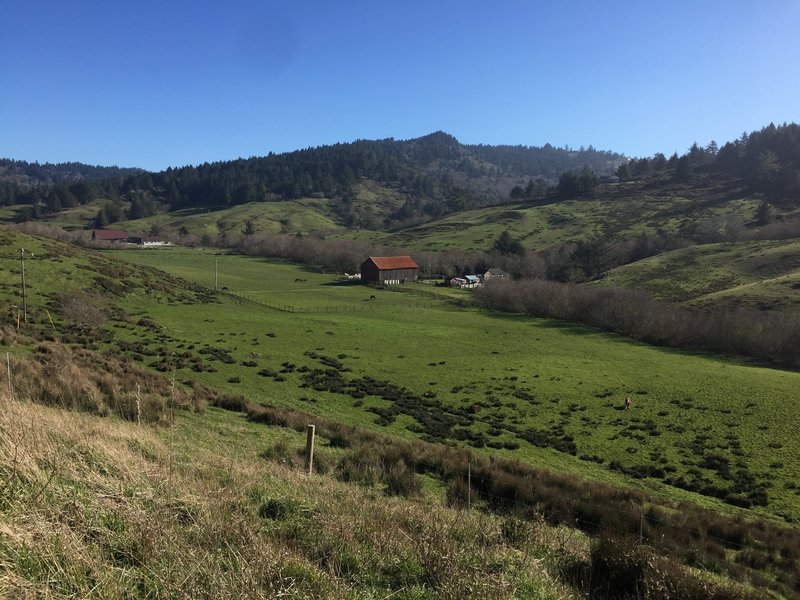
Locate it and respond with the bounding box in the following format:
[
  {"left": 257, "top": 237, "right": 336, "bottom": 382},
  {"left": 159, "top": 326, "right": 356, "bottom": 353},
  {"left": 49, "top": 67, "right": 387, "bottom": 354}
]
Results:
[
  {"left": 215, "top": 258, "right": 218, "bottom": 291},
  {"left": 20, "top": 249, "right": 27, "bottom": 324}
]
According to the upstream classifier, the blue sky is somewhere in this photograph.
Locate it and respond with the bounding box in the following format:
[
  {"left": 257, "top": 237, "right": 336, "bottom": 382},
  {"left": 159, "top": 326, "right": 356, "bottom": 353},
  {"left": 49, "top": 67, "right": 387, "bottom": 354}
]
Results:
[{"left": 2, "top": 0, "right": 799, "bottom": 171}]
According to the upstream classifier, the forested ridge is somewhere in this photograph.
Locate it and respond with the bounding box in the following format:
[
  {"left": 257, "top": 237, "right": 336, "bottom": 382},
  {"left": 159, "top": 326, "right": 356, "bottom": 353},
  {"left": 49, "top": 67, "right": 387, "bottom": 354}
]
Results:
[
  {"left": 3, "top": 124, "right": 800, "bottom": 229},
  {"left": 1, "top": 131, "right": 624, "bottom": 224}
]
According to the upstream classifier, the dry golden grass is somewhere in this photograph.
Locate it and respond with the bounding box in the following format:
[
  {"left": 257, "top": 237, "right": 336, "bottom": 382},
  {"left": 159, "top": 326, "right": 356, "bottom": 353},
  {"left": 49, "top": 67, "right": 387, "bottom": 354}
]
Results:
[{"left": 0, "top": 395, "right": 577, "bottom": 599}]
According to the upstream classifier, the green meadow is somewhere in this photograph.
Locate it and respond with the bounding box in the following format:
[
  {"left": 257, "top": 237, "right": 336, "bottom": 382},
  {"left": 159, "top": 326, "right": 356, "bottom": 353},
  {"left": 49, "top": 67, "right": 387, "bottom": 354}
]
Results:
[
  {"left": 117, "top": 198, "right": 344, "bottom": 238},
  {"left": 109, "top": 247, "right": 800, "bottom": 523},
  {"left": 2, "top": 228, "right": 799, "bottom": 524},
  {"left": 598, "top": 239, "right": 800, "bottom": 312},
  {"left": 361, "top": 182, "right": 763, "bottom": 253}
]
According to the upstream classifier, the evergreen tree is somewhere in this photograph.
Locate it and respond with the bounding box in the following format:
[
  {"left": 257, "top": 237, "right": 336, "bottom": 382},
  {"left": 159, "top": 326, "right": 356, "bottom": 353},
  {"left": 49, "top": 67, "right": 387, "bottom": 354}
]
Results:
[{"left": 492, "top": 230, "right": 525, "bottom": 256}]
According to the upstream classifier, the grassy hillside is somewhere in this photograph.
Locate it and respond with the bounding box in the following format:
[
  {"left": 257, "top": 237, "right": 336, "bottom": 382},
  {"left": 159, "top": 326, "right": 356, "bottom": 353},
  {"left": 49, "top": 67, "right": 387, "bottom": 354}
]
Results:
[
  {"left": 2, "top": 232, "right": 799, "bottom": 522},
  {"left": 103, "top": 248, "right": 800, "bottom": 524},
  {"left": 3, "top": 226, "right": 800, "bottom": 596},
  {"left": 371, "top": 175, "right": 763, "bottom": 253},
  {"left": 597, "top": 239, "right": 800, "bottom": 312},
  {"left": 0, "top": 395, "right": 580, "bottom": 598}
]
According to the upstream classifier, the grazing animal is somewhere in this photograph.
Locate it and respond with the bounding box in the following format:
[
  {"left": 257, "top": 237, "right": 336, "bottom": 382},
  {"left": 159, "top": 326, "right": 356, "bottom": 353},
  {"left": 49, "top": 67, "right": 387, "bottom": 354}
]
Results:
[
  {"left": 294, "top": 278, "right": 307, "bottom": 283},
  {"left": 369, "top": 295, "right": 376, "bottom": 301},
  {"left": 221, "top": 286, "right": 228, "bottom": 291},
  {"left": 624, "top": 396, "right": 632, "bottom": 410}
]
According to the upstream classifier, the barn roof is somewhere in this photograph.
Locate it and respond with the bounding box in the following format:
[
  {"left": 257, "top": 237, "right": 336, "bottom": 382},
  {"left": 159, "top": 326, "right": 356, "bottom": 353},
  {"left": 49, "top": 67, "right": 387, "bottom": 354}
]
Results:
[
  {"left": 367, "top": 256, "right": 419, "bottom": 270},
  {"left": 93, "top": 229, "right": 128, "bottom": 240}
]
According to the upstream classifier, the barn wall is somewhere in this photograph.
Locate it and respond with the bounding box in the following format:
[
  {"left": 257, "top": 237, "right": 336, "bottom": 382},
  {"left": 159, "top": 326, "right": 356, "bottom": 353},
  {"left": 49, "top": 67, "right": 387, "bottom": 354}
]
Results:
[
  {"left": 378, "top": 268, "right": 419, "bottom": 284},
  {"left": 361, "top": 259, "right": 419, "bottom": 284},
  {"left": 361, "top": 261, "right": 381, "bottom": 283}
]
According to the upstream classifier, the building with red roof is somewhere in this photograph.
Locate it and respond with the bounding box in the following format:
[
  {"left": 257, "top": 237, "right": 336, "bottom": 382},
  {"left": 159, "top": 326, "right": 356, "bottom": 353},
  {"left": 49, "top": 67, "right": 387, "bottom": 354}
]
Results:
[
  {"left": 360, "top": 256, "right": 419, "bottom": 285},
  {"left": 91, "top": 229, "right": 129, "bottom": 242}
]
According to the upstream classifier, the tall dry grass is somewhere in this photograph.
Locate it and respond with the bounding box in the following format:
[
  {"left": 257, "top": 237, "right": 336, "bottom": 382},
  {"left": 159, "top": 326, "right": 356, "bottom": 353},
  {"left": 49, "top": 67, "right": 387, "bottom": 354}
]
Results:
[{"left": 0, "top": 395, "right": 577, "bottom": 599}]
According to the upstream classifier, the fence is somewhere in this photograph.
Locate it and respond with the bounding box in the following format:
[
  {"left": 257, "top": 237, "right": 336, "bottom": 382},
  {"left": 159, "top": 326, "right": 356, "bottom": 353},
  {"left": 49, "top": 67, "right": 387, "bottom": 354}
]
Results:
[
  {"left": 402, "top": 455, "right": 754, "bottom": 551},
  {"left": 136, "top": 261, "right": 460, "bottom": 314},
  {"left": 292, "top": 422, "right": 786, "bottom": 573},
  {"left": 4, "top": 352, "right": 13, "bottom": 401},
  {"left": 230, "top": 291, "right": 443, "bottom": 314}
]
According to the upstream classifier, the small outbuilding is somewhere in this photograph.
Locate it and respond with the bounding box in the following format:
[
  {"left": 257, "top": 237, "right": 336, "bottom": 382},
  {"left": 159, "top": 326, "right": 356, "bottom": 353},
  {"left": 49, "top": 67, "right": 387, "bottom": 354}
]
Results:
[
  {"left": 482, "top": 268, "right": 509, "bottom": 282},
  {"left": 361, "top": 256, "right": 419, "bottom": 285},
  {"left": 92, "top": 229, "right": 129, "bottom": 242},
  {"left": 464, "top": 275, "right": 480, "bottom": 288}
]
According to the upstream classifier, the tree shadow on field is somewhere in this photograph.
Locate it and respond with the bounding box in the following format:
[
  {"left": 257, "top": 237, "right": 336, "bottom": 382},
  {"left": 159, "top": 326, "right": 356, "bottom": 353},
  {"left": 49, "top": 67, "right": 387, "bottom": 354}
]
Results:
[
  {"left": 481, "top": 312, "right": 767, "bottom": 370},
  {"left": 320, "top": 280, "right": 363, "bottom": 287},
  {"left": 170, "top": 206, "right": 227, "bottom": 216},
  {"left": 480, "top": 312, "right": 600, "bottom": 338}
]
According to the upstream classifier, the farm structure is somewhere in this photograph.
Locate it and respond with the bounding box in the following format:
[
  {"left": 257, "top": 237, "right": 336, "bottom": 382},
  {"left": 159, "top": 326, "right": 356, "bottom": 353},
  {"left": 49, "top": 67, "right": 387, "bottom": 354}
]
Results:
[
  {"left": 482, "top": 268, "right": 508, "bottom": 282},
  {"left": 91, "top": 229, "right": 129, "bottom": 242},
  {"left": 360, "top": 256, "right": 419, "bottom": 285},
  {"left": 450, "top": 275, "right": 480, "bottom": 289}
]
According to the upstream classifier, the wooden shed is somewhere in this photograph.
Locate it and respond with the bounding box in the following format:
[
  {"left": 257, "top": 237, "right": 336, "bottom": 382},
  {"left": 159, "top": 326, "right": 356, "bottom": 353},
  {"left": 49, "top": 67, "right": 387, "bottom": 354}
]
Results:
[
  {"left": 482, "top": 268, "right": 509, "bottom": 281},
  {"left": 91, "top": 229, "right": 129, "bottom": 242},
  {"left": 361, "top": 256, "right": 419, "bottom": 285}
]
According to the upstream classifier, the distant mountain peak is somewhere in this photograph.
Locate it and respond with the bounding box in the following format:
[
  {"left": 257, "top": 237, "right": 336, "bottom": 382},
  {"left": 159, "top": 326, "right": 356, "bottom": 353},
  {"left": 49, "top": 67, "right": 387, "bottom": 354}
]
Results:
[{"left": 415, "top": 131, "right": 460, "bottom": 144}]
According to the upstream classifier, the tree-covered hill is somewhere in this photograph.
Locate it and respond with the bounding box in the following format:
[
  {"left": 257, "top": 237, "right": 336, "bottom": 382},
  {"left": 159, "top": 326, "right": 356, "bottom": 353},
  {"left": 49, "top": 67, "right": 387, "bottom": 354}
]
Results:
[
  {"left": 1, "top": 132, "right": 626, "bottom": 226},
  {"left": 4, "top": 123, "right": 800, "bottom": 249},
  {"left": 0, "top": 158, "right": 143, "bottom": 186},
  {"left": 0, "top": 159, "right": 143, "bottom": 219}
]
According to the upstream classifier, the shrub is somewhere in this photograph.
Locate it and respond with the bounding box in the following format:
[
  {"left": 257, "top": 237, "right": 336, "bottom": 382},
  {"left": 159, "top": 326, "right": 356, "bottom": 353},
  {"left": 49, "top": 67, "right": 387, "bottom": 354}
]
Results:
[
  {"left": 383, "top": 459, "right": 422, "bottom": 497},
  {"left": 258, "top": 497, "right": 298, "bottom": 521}
]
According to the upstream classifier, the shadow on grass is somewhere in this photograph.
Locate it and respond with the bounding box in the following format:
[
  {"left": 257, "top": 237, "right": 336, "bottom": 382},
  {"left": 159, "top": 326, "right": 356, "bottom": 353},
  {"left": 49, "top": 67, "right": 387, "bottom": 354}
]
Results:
[
  {"left": 320, "top": 280, "right": 365, "bottom": 287},
  {"left": 479, "top": 311, "right": 770, "bottom": 370},
  {"left": 170, "top": 206, "right": 228, "bottom": 216}
]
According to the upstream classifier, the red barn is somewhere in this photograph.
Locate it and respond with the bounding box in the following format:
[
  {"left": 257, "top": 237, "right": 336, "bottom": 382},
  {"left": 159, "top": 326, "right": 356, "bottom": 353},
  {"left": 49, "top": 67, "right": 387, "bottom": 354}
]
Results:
[
  {"left": 360, "top": 256, "right": 419, "bottom": 285},
  {"left": 92, "top": 229, "right": 129, "bottom": 242}
]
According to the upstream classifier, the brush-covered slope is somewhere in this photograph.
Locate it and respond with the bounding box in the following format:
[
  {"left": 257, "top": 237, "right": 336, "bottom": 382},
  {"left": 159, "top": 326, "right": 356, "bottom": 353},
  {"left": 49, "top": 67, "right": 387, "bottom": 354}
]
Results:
[
  {"left": 0, "top": 395, "right": 577, "bottom": 598},
  {"left": 597, "top": 239, "right": 800, "bottom": 312},
  {"left": 374, "top": 172, "right": 766, "bottom": 253}
]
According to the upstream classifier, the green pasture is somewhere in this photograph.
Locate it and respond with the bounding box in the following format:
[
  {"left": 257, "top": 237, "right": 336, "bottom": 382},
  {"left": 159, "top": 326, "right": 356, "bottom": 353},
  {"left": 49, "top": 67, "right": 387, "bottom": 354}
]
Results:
[
  {"left": 3, "top": 230, "right": 799, "bottom": 524},
  {"left": 106, "top": 248, "right": 800, "bottom": 523},
  {"left": 0, "top": 227, "right": 100, "bottom": 318},
  {"left": 369, "top": 186, "right": 762, "bottom": 253},
  {"left": 598, "top": 239, "right": 800, "bottom": 311},
  {"left": 115, "top": 247, "right": 452, "bottom": 309},
  {"left": 119, "top": 198, "right": 343, "bottom": 238},
  {"left": 0, "top": 201, "right": 109, "bottom": 229},
  {"left": 43, "top": 201, "right": 108, "bottom": 229},
  {"left": 0, "top": 204, "right": 22, "bottom": 221}
]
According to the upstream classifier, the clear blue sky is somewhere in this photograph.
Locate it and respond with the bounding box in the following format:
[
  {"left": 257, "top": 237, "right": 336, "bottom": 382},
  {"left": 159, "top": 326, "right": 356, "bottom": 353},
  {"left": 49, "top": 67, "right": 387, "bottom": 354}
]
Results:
[{"left": 2, "top": 0, "right": 799, "bottom": 171}]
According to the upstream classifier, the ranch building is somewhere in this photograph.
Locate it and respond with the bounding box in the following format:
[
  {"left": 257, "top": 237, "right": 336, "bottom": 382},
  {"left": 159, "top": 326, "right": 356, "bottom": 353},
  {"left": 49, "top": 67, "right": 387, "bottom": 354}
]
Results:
[
  {"left": 91, "top": 229, "right": 129, "bottom": 242},
  {"left": 360, "top": 256, "right": 419, "bottom": 285},
  {"left": 482, "top": 268, "right": 508, "bottom": 282}
]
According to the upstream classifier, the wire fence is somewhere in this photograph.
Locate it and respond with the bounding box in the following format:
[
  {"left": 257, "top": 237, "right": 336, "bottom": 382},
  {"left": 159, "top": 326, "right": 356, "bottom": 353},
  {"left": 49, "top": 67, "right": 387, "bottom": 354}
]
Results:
[
  {"left": 348, "top": 452, "right": 762, "bottom": 556},
  {"left": 117, "top": 262, "right": 784, "bottom": 559},
  {"left": 230, "top": 291, "right": 443, "bottom": 314},
  {"left": 135, "top": 261, "right": 464, "bottom": 313}
]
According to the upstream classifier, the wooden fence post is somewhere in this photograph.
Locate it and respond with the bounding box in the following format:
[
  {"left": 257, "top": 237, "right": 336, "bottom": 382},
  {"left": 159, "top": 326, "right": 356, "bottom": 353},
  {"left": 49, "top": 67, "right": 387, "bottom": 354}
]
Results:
[
  {"left": 305, "top": 424, "right": 315, "bottom": 475},
  {"left": 5, "top": 352, "right": 12, "bottom": 401},
  {"left": 639, "top": 511, "right": 644, "bottom": 543},
  {"left": 467, "top": 459, "right": 471, "bottom": 511}
]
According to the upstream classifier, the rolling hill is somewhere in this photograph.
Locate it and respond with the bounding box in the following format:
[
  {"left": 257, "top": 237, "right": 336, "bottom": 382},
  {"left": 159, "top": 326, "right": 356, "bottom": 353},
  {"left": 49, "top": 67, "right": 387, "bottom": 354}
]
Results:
[
  {"left": 2, "top": 224, "right": 800, "bottom": 597},
  {"left": 597, "top": 238, "right": 800, "bottom": 313}
]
